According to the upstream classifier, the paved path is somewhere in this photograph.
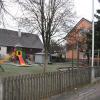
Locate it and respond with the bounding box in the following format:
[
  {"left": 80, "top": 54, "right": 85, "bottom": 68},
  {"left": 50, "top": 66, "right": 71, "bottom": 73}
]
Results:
[{"left": 49, "top": 81, "right": 100, "bottom": 100}]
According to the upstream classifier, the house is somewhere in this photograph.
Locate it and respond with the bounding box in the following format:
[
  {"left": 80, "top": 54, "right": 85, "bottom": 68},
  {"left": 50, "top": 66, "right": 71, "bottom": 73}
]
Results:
[
  {"left": 0, "top": 28, "right": 43, "bottom": 62},
  {"left": 65, "top": 18, "right": 92, "bottom": 61}
]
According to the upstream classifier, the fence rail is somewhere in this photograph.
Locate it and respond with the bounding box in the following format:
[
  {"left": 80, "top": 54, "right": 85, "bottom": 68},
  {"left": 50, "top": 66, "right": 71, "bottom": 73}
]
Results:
[{"left": 2, "top": 67, "right": 91, "bottom": 100}]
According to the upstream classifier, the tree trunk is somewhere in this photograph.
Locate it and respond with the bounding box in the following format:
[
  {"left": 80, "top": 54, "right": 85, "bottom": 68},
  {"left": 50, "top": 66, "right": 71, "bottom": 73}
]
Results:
[
  {"left": 86, "top": 50, "right": 90, "bottom": 66},
  {"left": 43, "top": 50, "right": 48, "bottom": 73}
]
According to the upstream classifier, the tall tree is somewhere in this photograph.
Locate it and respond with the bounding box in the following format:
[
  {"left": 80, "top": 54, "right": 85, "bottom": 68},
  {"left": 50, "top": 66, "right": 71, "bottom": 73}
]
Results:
[
  {"left": 85, "top": 0, "right": 100, "bottom": 64},
  {"left": 17, "top": 0, "right": 75, "bottom": 72},
  {"left": 94, "top": 0, "right": 100, "bottom": 49}
]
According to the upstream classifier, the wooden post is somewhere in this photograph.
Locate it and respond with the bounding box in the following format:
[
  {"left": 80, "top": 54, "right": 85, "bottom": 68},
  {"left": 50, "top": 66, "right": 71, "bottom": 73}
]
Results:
[{"left": 0, "top": 79, "right": 3, "bottom": 100}]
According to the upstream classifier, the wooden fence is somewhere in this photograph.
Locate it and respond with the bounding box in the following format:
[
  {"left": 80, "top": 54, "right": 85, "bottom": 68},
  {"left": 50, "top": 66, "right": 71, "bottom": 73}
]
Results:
[
  {"left": 1, "top": 67, "right": 91, "bottom": 100},
  {"left": 94, "top": 67, "right": 100, "bottom": 77}
]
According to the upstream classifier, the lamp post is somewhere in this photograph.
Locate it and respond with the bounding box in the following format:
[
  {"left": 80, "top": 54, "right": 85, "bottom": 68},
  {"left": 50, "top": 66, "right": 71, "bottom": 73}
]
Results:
[{"left": 91, "top": 0, "right": 95, "bottom": 83}]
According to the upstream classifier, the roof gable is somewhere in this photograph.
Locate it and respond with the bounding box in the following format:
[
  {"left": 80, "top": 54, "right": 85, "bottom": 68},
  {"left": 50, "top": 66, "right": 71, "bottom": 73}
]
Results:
[{"left": 65, "top": 18, "right": 92, "bottom": 38}]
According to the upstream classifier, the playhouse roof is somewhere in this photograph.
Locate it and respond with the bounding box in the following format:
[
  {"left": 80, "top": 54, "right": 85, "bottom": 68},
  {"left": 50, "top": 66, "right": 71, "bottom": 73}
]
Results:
[{"left": 0, "top": 28, "right": 43, "bottom": 49}]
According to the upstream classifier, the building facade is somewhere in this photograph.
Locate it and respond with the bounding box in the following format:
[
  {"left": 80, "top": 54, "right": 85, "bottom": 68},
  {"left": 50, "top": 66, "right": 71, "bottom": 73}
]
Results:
[{"left": 65, "top": 18, "right": 92, "bottom": 61}]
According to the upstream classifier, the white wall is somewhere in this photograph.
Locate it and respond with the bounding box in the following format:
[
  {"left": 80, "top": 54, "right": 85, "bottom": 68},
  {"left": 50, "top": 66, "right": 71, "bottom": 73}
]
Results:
[
  {"left": 0, "top": 46, "right": 7, "bottom": 56},
  {"left": 35, "top": 54, "right": 50, "bottom": 64},
  {"left": 35, "top": 54, "right": 43, "bottom": 64}
]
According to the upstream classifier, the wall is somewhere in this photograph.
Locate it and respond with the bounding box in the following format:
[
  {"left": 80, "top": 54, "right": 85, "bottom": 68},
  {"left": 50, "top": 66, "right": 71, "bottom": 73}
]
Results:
[
  {"left": 35, "top": 53, "right": 50, "bottom": 64},
  {"left": 66, "top": 19, "right": 92, "bottom": 60},
  {"left": 66, "top": 50, "right": 86, "bottom": 61},
  {"left": 66, "top": 19, "right": 92, "bottom": 45},
  {"left": 0, "top": 46, "right": 7, "bottom": 56},
  {"left": 66, "top": 50, "right": 77, "bottom": 60}
]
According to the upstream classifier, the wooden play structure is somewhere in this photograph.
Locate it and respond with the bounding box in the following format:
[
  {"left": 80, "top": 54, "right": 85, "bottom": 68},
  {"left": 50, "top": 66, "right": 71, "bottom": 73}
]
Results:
[
  {"left": 11, "top": 50, "right": 32, "bottom": 67},
  {"left": 15, "top": 50, "right": 26, "bottom": 65},
  {"left": 0, "top": 49, "right": 32, "bottom": 69}
]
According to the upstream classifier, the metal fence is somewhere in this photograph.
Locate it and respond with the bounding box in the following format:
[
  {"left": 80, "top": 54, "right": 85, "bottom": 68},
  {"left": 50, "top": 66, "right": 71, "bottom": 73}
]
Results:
[
  {"left": 1, "top": 67, "right": 91, "bottom": 100},
  {"left": 67, "top": 50, "right": 100, "bottom": 68}
]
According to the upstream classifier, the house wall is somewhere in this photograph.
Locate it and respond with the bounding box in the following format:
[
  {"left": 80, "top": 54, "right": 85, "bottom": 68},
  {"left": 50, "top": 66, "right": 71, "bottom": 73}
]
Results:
[
  {"left": 66, "top": 19, "right": 92, "bottom": 60},
  {"left": 66, "top": 19, "right": 92, "bottom": 45},
  {"left": 66, "top": 50, "right": 86, "bottom": 61},
  {"left": 66, "top": 50, "right": 77, "bottom": 60},
  {"left": 0, "top": 46, "right": 7, "bottom": 56}
]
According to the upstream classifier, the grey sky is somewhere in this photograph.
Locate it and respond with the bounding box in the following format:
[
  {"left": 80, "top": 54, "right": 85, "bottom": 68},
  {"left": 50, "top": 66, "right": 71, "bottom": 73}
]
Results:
[
  {"left": 0, "top": 0, "right": 100, "bottom": 30},
  {"left": 74, "top": 0, "right": 100, "bottom": 22}
]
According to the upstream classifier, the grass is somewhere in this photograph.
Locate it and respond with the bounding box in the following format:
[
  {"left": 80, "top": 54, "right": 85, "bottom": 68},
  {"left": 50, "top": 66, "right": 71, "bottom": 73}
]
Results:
[
  {"left": 0, "top": 64, "right": 42, "bottom": 77},
  {"left": 0, "top": 62, "right": 77, "bottom": 77},
  {"left": 0, "top": 63, "right": 68, "bottom": 77}
]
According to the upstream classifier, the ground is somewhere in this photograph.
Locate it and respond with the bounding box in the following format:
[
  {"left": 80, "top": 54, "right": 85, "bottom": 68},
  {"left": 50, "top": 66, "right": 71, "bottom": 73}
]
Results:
[
  {"left": 0, "top": 62, "right": 74, "bottom": 77},
  {"left": 49, "top": 80, "right": 100, "bottom": 100}
]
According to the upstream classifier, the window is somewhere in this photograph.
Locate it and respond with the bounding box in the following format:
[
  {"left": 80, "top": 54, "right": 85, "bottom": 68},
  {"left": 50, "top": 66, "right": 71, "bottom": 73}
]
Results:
[{"left": 0, "top": 47, "right": 1, "bottom": 50}]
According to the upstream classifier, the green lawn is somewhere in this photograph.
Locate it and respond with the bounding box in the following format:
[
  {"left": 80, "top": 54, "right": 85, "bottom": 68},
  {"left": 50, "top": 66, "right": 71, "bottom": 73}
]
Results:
[
  {"left": 0, "top": 64, "right": 41, "bottom": 76},
  {"left": 0, "top": 63, "right": 59, "bottom": 77},
  {"left": 0, "top": 62, "right": 74, "bottom": 77}
]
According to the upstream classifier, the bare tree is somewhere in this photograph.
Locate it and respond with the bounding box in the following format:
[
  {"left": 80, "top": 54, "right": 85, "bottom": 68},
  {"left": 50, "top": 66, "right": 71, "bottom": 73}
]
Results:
[
  {"left": 17, "top": 0, "right": 75, "bottom": 72},
  {"left": 0, "top": 0, "right": 17, "bottom": 27},
  {"left": 0, "top": 0, "right": 7, "bottom": 26}
]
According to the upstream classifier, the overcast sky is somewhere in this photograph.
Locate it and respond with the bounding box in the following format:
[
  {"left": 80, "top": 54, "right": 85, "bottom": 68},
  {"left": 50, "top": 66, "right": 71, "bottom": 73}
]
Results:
[
  {"left": 0, "top": 0, "right": 100, "bottom": 30},
  {"left": 74, "top": 0, "right": 100, "bottom": 22}
]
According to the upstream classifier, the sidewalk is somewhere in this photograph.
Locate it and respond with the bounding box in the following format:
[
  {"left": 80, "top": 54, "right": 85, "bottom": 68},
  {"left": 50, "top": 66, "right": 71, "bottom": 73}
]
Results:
[{"left": 49, "top": 80, "right": 100, "bottom": 100}]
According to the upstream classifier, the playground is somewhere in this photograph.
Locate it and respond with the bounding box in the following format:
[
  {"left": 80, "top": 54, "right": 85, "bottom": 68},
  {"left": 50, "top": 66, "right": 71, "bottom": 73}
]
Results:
[
  {"left": 0, "top": 47, "right": 73, "bottom": 77},
  {"left": 0, "top": 51, "right": 74, "bottom": 77},
  {"left": 0, "top": 47, "right": 34, "bottom": 67},
  {"left": 0, "top": 63, "right": 69, "bottom": 77},
  {"left": 0, "top": 64, "right": 43, "bottom": 76},
  {"left": 0, "top": 47, "right": 41, "bottom": 75}
]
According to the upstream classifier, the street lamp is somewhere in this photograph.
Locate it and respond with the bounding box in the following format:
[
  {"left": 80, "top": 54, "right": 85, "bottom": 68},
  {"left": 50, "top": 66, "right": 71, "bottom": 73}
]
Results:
[{"left": 91, "top": 0, "right": 95, "bottom": 82}]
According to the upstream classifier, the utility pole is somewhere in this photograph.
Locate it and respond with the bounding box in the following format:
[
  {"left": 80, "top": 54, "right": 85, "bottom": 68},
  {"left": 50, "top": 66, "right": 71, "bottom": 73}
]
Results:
[{"left": 91, "top": 0, "right": 95, "bottom": 83}]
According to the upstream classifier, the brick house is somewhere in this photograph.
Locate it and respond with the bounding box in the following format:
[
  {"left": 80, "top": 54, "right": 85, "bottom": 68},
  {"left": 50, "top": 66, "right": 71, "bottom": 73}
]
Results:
[{"left": 65, "top": 18, "right": 92, "bottom": 61}]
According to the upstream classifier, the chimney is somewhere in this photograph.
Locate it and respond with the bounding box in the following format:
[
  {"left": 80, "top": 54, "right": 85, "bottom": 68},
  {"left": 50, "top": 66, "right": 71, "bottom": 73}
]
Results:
[{"left": 18, "top": 29, "right": 21, "bottom": 37}]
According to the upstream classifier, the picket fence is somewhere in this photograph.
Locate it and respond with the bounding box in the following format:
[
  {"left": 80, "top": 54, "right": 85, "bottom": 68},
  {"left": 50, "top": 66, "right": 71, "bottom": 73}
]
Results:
[{"left": 2, "top": 67, "right": 91, "bottom": 100}]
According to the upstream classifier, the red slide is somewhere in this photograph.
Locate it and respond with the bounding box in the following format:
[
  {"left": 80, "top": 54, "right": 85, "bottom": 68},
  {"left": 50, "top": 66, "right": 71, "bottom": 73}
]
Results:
[{"left": 18, "top": 55, "right": 25, "bottom": 65}]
